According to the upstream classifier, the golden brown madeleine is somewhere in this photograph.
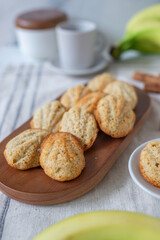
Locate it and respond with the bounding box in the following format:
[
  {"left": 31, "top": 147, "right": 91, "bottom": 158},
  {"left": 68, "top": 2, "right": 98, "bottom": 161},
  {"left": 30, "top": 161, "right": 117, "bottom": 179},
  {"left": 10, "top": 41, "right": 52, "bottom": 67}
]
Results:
[
  {"left": 40, "top": 132, "right": 85, "bottom": 181},
  {"left": 76, "top": 91, "right": 106, "bottom": 115},
  {"left": 60, "top": 85, "right": 90, "bottom": 109},
  {"left": 104, "top": 81, "right": 138, "bottom": 109},
  {"left": 140, "top": 141, "right": 160, "bottom": 188},
  {"left": 4, "top": 129, "right": 49, "bottom": 170},
  {"left": 96, "top": 95, "right": 136, "bottom": 138},
  {"left": 59, "top": 107, "right": 98, "bottom": 151},
  {"left": 30, "top": 100, "right": 66, "bottom": 133},
  {"left": 87, "top": 73, "right": 116, "bottom": 92}
]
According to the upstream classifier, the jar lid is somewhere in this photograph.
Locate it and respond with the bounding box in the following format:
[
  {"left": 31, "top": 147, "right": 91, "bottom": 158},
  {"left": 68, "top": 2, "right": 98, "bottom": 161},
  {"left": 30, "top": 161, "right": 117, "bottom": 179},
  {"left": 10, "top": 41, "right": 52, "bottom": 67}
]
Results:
[{"left": 15, "top": 9, "right": 67, "bottom": 30}]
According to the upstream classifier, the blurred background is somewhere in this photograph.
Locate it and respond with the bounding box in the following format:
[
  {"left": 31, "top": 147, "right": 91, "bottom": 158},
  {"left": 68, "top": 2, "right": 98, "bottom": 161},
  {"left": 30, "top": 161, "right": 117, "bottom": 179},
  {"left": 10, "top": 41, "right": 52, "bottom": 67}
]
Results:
[{"left": 0, "top": 0, "right": 159, "bottom": 48}]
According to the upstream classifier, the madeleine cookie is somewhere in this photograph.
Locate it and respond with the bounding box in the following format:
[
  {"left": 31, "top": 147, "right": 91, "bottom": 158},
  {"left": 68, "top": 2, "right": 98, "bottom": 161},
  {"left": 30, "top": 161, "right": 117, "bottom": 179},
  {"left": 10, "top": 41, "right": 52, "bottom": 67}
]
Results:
[
  {"left": 4, "top": 129, "right": 49, "bottom": 170},
  {"left": 30, "top": 101, "right": 66, "bottom": 133},
  {"left": 40, "top": 132, "right": 85, "bottom": 181},
  {"left": 60, "top": 85, "right": 90, "bottom": 109},
  {"left": 104, "top": 81, "right": 138, "bottom": 109},
  {"left": 140, "top": 141, "right": 160, "bottom": 188},
  {"left": 96, "top": 95, "right": 136, "bottom": 138},
  {"left": 87, "top": 73, "right": 116, "bottom": 92},
  {"left": 59, "top": 107, "right": 98, "bottom": 150},
  {"left": 76, "top": 91, "right": 106, "bottom": 114}
]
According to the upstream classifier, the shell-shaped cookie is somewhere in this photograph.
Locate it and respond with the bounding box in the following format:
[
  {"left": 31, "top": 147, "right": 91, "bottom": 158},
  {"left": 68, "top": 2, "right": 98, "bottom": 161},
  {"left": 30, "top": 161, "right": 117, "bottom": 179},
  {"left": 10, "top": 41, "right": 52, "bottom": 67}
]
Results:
[
  {"left": 87, "top": 73, "right": 116, "bottom": 91},
  {"left": 59, "top": 107, "right": 98, "bottom": 151},
  {"left": 76, "top": 91, "right": 106, "bottom": 114},
  {"left": 60, "top": 85, "right": 90, "bottom": 109},
  {"left": 30, "top": 101, "right": 66, "bottom": 133},
  {"left": 4, "top": 129, "right": 49, "bottom": 170},
  {"left": 96, "top": 95, "right": 136, "bottom": 138},
  {"left": 104, "top": 81, "right": 138, "bottom": 109},
  {"left": 40, "top": 132, "right": 85, "bottom": 181},
  {"left": 140, "top": 141, "right": 160, "bottom": 188}
]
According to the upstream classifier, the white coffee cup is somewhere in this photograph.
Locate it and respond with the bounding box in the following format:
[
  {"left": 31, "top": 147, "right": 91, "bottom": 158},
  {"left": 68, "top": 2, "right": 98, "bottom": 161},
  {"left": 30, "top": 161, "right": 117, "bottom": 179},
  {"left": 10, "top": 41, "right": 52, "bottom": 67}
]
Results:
[{"left": 56, "top": 20, "right": 106, "bottom": 70}]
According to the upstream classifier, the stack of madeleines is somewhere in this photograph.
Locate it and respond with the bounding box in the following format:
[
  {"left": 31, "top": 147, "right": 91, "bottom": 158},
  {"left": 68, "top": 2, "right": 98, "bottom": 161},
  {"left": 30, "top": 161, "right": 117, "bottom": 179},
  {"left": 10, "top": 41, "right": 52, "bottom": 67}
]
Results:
[{"left": 4, "top": 73, "right": 138, "bottom": 182}]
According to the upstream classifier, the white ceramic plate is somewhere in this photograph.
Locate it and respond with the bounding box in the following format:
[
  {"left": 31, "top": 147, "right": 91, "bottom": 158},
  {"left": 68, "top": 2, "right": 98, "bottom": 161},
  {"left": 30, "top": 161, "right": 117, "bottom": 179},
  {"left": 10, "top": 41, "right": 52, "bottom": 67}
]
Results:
[
  {"left": 128, "top": 138, "right": 160, "bottom": 199},
  {"left": 47, "top": 55, "right": 109, "bottom": 76}
]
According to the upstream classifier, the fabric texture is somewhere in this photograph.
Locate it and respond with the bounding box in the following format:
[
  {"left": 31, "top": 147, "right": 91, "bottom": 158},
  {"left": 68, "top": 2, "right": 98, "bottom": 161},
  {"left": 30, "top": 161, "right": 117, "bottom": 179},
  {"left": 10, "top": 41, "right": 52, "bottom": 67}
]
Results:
[{"left": 0, "top": 55, "right": 160, "bottom": 240}]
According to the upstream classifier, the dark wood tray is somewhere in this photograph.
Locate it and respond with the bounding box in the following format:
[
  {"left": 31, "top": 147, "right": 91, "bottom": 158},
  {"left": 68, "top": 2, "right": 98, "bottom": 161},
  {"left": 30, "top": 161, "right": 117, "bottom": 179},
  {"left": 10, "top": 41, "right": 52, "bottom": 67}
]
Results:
[{"left": 0, "top": 88, "right": 151, "bottom": 205}]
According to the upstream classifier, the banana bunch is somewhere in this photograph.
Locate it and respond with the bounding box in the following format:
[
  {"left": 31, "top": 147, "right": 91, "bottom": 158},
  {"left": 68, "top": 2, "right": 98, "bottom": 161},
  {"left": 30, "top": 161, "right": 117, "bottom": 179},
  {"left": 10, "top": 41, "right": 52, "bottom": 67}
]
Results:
[{"left": 111, "top": 4, "right": 160, "bottom": 59}]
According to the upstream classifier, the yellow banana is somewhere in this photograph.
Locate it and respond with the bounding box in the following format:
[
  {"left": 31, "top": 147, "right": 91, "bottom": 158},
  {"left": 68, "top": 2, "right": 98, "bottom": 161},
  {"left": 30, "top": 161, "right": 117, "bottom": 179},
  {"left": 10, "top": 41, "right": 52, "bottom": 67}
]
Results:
[
  {"left": 126, "top": 4, "right": 160, "bottom": 34},
  {"left": 111, "top": 4, "right": 160, "bottom": 59},
  {"left": 34, "top": 211, "right": 160, "bottom": 240}
]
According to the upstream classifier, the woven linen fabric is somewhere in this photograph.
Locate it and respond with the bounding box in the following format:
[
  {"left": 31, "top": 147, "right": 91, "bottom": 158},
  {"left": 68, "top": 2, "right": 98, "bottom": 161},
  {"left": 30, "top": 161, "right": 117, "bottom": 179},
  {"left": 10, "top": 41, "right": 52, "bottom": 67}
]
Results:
[{"left": 0, "top": 57, "right": 160, "bottom": 240}]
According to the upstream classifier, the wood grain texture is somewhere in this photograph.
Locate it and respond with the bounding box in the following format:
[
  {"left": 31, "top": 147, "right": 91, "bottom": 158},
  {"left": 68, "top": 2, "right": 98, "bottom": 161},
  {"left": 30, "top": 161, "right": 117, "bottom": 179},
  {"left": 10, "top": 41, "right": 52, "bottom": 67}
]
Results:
[{"left": 0, "top": 88, "right": 151, "bottom": 205}]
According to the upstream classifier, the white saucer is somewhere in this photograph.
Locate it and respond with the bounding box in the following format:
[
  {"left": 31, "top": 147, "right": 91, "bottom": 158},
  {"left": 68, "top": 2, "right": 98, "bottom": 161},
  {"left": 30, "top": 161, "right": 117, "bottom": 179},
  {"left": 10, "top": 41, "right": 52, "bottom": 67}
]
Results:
[
  {"left": 47, "top": 55, "right": 109, "bottom": 76},
  {"left": 128, "top": 138, "right": 160, "bottom": 199}
]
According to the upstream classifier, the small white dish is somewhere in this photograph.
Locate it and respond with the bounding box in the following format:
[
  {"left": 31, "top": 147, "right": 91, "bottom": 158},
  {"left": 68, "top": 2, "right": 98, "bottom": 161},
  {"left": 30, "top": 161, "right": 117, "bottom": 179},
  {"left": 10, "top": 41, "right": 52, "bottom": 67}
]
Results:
[
  {"left": 128, "top": 138, "right": 160, "bottom": 199},
  {"left": 47, "top": 55, "right": 109, "bottom": 76}
]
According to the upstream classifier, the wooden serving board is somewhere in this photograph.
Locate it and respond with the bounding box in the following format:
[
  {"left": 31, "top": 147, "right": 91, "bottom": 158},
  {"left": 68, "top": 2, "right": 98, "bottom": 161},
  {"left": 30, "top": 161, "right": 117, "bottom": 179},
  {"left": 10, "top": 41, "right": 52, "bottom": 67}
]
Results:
[{"left": 0, "top": 88, "right": 151, "bottom": 205}]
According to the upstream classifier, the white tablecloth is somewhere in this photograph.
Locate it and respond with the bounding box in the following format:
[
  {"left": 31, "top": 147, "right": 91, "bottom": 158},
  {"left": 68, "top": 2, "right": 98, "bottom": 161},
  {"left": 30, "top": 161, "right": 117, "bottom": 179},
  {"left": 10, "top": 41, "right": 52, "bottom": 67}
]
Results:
[{"left": 0, "top": 47, "right": 160, "bottom": 240}]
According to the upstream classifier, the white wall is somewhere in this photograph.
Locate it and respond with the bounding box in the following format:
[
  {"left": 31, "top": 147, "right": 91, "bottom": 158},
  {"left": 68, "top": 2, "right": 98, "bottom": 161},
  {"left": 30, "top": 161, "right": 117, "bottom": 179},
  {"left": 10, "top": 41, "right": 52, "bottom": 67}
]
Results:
[{"left": 0, "top": 0, "right": 159, "bottom": 47}]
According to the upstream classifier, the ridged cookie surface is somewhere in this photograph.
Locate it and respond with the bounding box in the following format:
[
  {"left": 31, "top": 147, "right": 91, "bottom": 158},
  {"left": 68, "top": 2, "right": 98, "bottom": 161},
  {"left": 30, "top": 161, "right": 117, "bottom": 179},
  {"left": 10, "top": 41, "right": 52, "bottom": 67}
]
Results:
[
  {"left": 76, "top": 91, "right": 106, "bottom": 114},
  {"left": 87, "top": 73, "right": 116, "bottom": 91},
  {"left": 96, "top": 95, "right": 136, "bottom": 138},
  {"left": 40, "top": 132, "right": 85, "bottom": 181},
  {"left": 59, "top": 107, "right": 98, "bottom": 150},
  {"left": 30, "top": 101, "right": 66, "bottom": 133},
  {"left": 4, "top": 129, "right": 49, "bottom": 170},
  {"left": 60, "top": 85, "right": 90, "bottom": 109},
  {"left": 104, "top": 81, "right": 138, "bottom": 109},
  {"left": 140, "top": 141, "right": 160, "bottom": 188}
]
